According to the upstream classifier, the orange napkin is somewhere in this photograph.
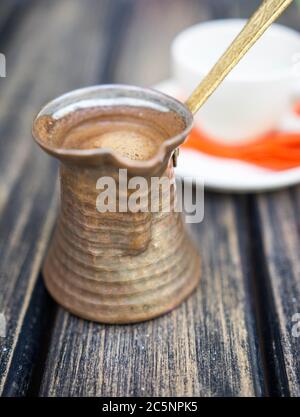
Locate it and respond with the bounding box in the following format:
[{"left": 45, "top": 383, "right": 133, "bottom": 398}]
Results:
[{"left": 182, "top": 105, "right": 300, "bottom": 171}]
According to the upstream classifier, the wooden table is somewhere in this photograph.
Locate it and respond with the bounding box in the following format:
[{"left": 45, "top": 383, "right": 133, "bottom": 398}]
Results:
[{"left": 0, "top": 0, "right": 299, "bottom": 397}]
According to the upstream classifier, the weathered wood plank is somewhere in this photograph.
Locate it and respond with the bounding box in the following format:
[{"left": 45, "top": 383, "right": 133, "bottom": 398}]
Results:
[
  {"left": 0, "top": 0, "right": 114, "bottom": 396},
  {"left": 114, "top": 0, "right": 291, "bottom": 87},
  {"left": 254, "top": 189, "right": 300, "bottom": 396}
]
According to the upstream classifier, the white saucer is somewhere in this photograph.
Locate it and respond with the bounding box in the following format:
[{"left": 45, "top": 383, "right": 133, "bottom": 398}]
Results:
[{"left": 154, "top": 79, "right": 300, "bottom": 193}]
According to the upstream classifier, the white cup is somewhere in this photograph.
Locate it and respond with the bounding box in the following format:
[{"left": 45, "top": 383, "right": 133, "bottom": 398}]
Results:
[{"left": 171, "top": 19, "right": 300, "bottom": 144}]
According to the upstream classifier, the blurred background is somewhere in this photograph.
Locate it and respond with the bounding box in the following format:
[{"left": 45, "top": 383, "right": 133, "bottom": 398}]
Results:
[{"left": 1, "top": 0, "right": 300, "bottom": 398}]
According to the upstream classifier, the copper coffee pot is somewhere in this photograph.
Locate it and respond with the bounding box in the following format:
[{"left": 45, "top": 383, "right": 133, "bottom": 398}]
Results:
[{"left": 32, "top": 0, "right": 292, "bottom": 323}]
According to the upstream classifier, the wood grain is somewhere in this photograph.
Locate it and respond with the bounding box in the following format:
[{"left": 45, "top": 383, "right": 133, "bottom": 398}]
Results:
[
  {"left": 185, "top": 0, "right": 294, "bottom": 114},
  {"left": 33, "top": 0, "right": 264, "bottom": 397},
  {"left": 114, "top": 0, "right": 209, "bottom": 87},
  {"left": 40, "top": 193, "right": 264, "bottom": 396}
]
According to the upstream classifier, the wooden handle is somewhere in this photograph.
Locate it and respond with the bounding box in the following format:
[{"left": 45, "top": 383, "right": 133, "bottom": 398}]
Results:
[{"left": 185, "top": 0, "right": 294, "bottom": 115}]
